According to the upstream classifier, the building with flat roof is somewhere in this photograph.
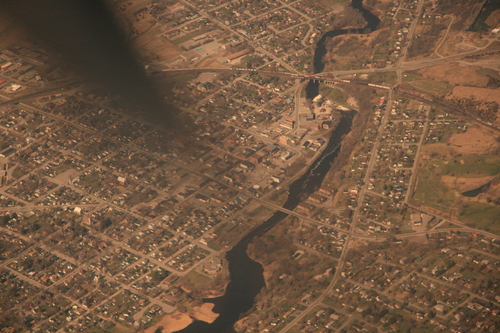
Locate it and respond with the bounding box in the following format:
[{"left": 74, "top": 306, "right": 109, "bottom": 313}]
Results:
[{"left": 226, "top": 48, "right": 252, "bottom": 60}]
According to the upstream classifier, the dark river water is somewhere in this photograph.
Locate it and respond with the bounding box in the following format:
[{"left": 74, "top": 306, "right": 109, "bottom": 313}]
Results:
[
  {"left": 175, "top": 1, "right": 379, "bottom": 332},
  {"left": 306, "top": 0, "right": 380, "bottom": 98}
]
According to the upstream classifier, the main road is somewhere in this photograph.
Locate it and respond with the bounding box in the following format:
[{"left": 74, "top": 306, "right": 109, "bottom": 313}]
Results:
[{"left": 157, "top": 45, "right": 500, "bottom": 82}]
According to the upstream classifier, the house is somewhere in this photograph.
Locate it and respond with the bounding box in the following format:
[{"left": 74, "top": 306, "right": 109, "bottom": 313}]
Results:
[
  {"left": 297, "top": 202, "right": 314, "bottom": 212},
  {"left": 117, "top": 176, "right": 127, "bottom": 186},
  {"left": 226, "top": 48, "right": 253, "bottom": 61},
  {"left": 0, "top": 147, "right": 16, "bottom": 158},
  {"left": 410, "top": 213, "right": 422, "bottom": 225},
  {"left": 240, "top": 161, "right": 255, "bottom": 170},
  {"left": 308, "top": 194, "right": 326, "bottom": 204}
]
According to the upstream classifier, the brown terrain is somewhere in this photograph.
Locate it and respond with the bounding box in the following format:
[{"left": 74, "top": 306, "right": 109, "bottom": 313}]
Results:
[
  {"left": 441, "top": 175, "right": 496, "bottom": 192},
  {"left": 448, "top": 126, "right": 500, "bottom": 155},
  {"left": 420, "top": 126, "right": 499, "bottom": 160},
  {"left": 418, "top": 125, "right": 500, "bottom": 206},
  {"left": 143, "top": 302, "right": 218, "bottom": 333},
  {"left": 447, "top": 86, "right": 500, "bottom": 105},
  {"left": 418, "top": 62, "right": 490, "bottom": 87},
  {"left": 485, "top": 9, "right": 500, "bottom": 27},
  {"left": 437, "top": 30, "right": 496, "bottom": 56},
  {"left": 144, "top": 311, "right": 192, "bottom": 333}
]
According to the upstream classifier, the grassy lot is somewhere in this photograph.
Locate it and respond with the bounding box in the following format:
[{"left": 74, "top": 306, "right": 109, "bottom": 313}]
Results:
[
  {"left": 402, "top": 73, "right": 422, "bottom": 83},
  {"left": 412, "top": 154, "right": 500, "bottom": 234},
  {"left": 412, "top": 162, "right": 457, "bottom": 211},
  {"left": 319, "top": 85, "right": 347, "bottom": 104},
  {"left": 399, "top": 222, "right": 416, "bottom": 234},
  {"left": 286, "top": 325, "right": 302, "bottom": 333},
  {"left": 410, "top": 79, "right": 453, "bottom": 95},
  {"left": 477, "top": 68, "right": 500, "bottom": 80},
  {"left": 80, "top": 173, "right": 101, "bottom": 186},
  {"left": 208, "top": 242, "right": 222, "bottom": 251},
  {"left": 319, "top": 0, "right": 350, "bottom": 6},
  {"left": 12, "top": 167, "right": 27, "bottom": 179},
  {"left": 245, "top": 204, "right": 268, "bottom": 217},
  {"left": 439, "top": 155, "right": 500, "bottom": 177},
  {"left": 171, "top": 27, "right": 212, "bottom": 45},
  {"left": 413, "top": 156, "right": 500, "bottom": 207},
  {"left": 110, "top": 323, "right": 135, "bottom": 333},
  {"left": 269, "top": 189, "right": 289, "bottom": 206},
  {"left": 184, "top": 270, "right": 212, "bottom": 288},
  {"left": 402, "top": 73, "right": 454, "bottom": 95},
  {"left": 211, "top": 222, "right": 252, "bottom": 249},
  {"left": 369, "top": 71, "right": 398, "bottom": 86},
  {"left": 163, "top": 73, "right": 198, "bottom": 84},
  {"left": 458, "top": 202, "right": 500, "bottom": 235},
  {"left": 428, "top": 108, "right": 458, "bottom": 121},
  {"left": 436, "top": 221, "right": 459, "bottom": 229}
]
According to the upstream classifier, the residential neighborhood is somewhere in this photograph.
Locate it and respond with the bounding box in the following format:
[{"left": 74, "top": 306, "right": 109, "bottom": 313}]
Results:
[{"left": 0, "top": 0, "right": 499, "bottom": 332}]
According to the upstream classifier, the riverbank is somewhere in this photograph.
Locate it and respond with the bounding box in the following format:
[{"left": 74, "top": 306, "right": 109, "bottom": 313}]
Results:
[
  {"left": 145, "top": 303, "right": 219, "bottom": 333},
  {"left": 323, "top": 87, "right": 377, "bottom": 187},
  {"left": 145, "top": 311, "right": 192, "bottom": 333},
  {"left": 175, "top": 1, "right": 378, "bottom": 331}
]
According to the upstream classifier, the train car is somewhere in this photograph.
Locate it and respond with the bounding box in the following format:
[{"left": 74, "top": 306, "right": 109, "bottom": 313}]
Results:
[{"left": 368, "top": 83, "right": 390, "bottom": 90}]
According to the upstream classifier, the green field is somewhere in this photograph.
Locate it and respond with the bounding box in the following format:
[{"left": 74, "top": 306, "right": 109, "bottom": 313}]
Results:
[
  {"left": 412, "top": 162, "right": 457, "bottom": 211},
  {"left": 319, "top": 0, "right": 350, "bottom": 5},
  {"left": 184, "top": 270, "right": 212, "bottom": 288},
  {"left": 477, "top": 68, "right": 500, "bottom": 80},
  {"left": 412, "top": 155, "right": 500, "bottom": 208},
  {"left": 402, "top": 73, "right": 454, "bottom": 95},
  {"left": 12, "top": 167, "right": 27, "bottom": 179},
  {"left": 411, "top": 79, "right": 453, "bottom": 95},
  {"left": 163, "top": 73, "right": 198, "bottom": 83},
  {"left": 440, "top": 155, "right": 500, "bottom": 178},
  {"left": 412, "top": 155, "right": 500, "bottom": 234},
  {"left": 459, "top": 202, "right": 500, "bottom": 235},
  {"left": 319, "top": 85, "right": 347, "bottom": 104},
  {"left": 171, "top": 27, "right": 212, "bottom": 45},
  {"left": 244, "top": 204, "right": 268, "bottom": 217},
  {"left": 368, "top": 71, "right": 398, "bottom": 85}
]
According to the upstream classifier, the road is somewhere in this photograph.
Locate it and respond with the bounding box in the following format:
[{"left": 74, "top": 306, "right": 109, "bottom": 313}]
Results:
[
  {"left": 157, "top": 46, "right": 500, "bottom": 80},
  {"left": 350, "top": 87, "right": 395, "bottom": 233},
  {"left": 180, "top": 0, "right": 299, "bottom": 74},
  {"left": 294, "top": 80, "right": 307, "bottom": 127},
  {"left": 279, "top": 235, "right": 353, "bottom": 333},
  {"left": 435, "top": 15, "right": 454, "bottom": 58},
  {"left": 404, "top": 105, "right": 431, "bottom": 205},
  {"left": 276, "top": 0, "right": 495, "bottom": 329},
  {"left": 0, "top": 0, "right": 498, "bottom": 330},
  {"left": 0, "top": 77, "right": 88, "bottom": 107},
  {"left": 155, "top": 44, "right": 500, "bottom": 134},
  {"left": 0, "top": 120, "right": 202, "bottom": 331}
]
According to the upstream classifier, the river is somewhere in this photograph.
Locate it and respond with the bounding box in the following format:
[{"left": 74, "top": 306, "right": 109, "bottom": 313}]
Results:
[
  {"left": 306, "top": 0, "right": 380, "bottom": 99},
  {"left": 175, "top": 1, "right": 379, "bottom": 332}
]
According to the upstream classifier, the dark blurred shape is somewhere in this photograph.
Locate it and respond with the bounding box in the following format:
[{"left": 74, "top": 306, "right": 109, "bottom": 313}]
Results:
[{"left": 1, "top": 0, "right": 175, "bottom": 127}]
